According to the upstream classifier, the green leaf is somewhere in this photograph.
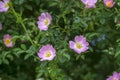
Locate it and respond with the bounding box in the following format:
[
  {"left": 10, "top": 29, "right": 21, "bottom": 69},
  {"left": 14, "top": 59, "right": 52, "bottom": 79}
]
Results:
[
  {"left": 115, "top": 50, "right": 120, "bottom": 58},
  {"left": 24, "top": 53, "right": 33, "bottom": 60},
  {"left": 6, "top": 54, "right": 14, "bottom": 61},
  {"left": 16, "top": 50, "right": 25, "bottom": 57},
  {"left": 63, "top": 53, "right": 70, "bottom": 61},
  {"left": 12, "top": 35, "right": 22, "bottom": 42},
  {"left": 3, "top": 59, "right": 9, "bottom": 64},
  {"left": 24, "top": 5, "right": 32, "bottom": 11},
  {"left": 24, "top": 46, "right": 36, "bottom": 60},
  {"left": 81, "top": 55, "right": 85, "bottom": 60},
  {"left": 21, "top": 44, "right": 27, "bottom": 50}
]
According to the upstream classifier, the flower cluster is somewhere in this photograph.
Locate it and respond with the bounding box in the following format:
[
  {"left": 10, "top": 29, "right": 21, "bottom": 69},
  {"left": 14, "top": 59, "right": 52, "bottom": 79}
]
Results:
[
  {"left": 81, "top": 0, "right": 97, "bottom": 8},
  {"left": 37, "top": 12, "right": 89, "bottom": 61},
  {"left": 36, "top": 0, "right": 115, "bottom": 61},
  {"left": 106, "top": 72, "right": 120, "bottom": 80},
  {"left": 38, "top": 35, "right": 89, "bottom": 61},
  {"left": 81, "top": 0, "right": 115, "bottom": 8},
  {"left": 0, "top": 0, "right": 115, "bottom": 62}
]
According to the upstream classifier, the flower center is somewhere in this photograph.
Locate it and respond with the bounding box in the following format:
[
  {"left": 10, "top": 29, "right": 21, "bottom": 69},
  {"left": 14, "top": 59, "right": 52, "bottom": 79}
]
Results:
[
  {"left": 4, "top": 3, "right": 9, "bottom": 8},
  {"left": 44, "top": 19, "right": 49, "bottom": 25},
  {"left": 5, "top": 39, "right": 11, "bottom": 45},
  {"left": 113, "top": 77, "right": 118, "bottom": 80},
  {"left": 76, "top": 43, "right": 82, "bottom": 49},
  {"left": 45, "top": 51, "right": 52, "bottom": 58},
  {"left": 106, "top": 1, "right": 112, "bottom": 7}
]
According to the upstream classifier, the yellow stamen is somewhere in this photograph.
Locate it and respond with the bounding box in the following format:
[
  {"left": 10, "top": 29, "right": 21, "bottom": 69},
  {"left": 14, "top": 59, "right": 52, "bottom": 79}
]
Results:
[
  {"left": 106, "top": 1, "right": 112, "bottom": 7},
  {"left": 76, "top": 43, "right": 82, "bottom": 49},
  {"left": 45, "top": 51, "right": 52, "bottom": 58},
  {"left": 4, "top": 3, "right": 9, "bottom": 8},
  {"left": 5, "top": 39, "right": 11, "bottom": 45},
  {"left": 44, "top": 19, "right": 49, "bottom": 25}
]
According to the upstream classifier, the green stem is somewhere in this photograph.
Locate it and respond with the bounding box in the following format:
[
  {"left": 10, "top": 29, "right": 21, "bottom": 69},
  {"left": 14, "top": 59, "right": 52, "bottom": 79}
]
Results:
[
  {"left": 9, "top": 2, "right": 34, "bottom": 46},
  {"left": 21, "top": 20, "right": 34, "bottom": 45}
]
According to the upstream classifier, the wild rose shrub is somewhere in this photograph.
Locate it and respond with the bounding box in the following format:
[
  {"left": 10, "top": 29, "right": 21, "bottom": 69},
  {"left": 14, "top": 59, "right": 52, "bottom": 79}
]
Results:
[{"left": 0, "top": 0, "right": 120, "bottom": 80}]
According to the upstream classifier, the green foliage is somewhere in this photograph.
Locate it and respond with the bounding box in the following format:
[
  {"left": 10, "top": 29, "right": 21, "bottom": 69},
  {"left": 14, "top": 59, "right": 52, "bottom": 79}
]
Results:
[{"left": 0, "top": 0, "right": 120, "bottom": 80}]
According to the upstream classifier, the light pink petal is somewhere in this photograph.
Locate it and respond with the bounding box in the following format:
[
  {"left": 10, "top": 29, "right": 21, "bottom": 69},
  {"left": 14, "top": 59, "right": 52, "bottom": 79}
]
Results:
[
  {"left": 75, "top": 35, "right": 85, "bottom": 42},
  {"left": 106, "top": 76, "right": 112, "bottom": 80},
  {"left": 38, "top": 51, "right": 44, "bottom": 59},
  {"left": 81, "top": 46, "right": 89, "bottom": 52},
  {"left": 86, "top": 4, "right": 96, "bottom": 8},
  {"left": 7, "top": 42, "right": 13, "bottom": 47},
  {"left": 50, "top": 45, "right": 56, "bottom": 54},
  {"left": 87, "top": 0, "right": 97, "bottom": 4},
  {"left": 112, "top": 72, "right": 120, "bottom": 78},
  {"left": 2, "top": 7, "right": 9, "bottom": 12},
  {"left": 40, "top": 13, "right": 47, "bottom": 19},
  {"left": 81, "top": 40, "right": 89, "bottom": 46},
  {"left": 45, "top": 45, "right": 56, "bottom": 54},
  {"left": 69, "top": 41, "right": 75, "bottom": 49},
  {"left": 0, "top": 9, "right": 4, "bottom": 12},
  {"left": 38, "top": 47, "right": 47, "bottom": 59},
  {"left": 38, "top": 15, "right": 46, "bottom": 21},
  {"left": 37, "top": 21, "right": 48, "bottom": 31},
  {"left": 4, "top": 0, "right": 9, "bottom": 3},
  {"left": 91, "top": 0, "right": 97, "bottom": 3},
  {"left": 81, "top": 0, "right": 97, "bottom": 8},
  {"left": 108, "top": 2, "right": 115, "bottom": 8},
  {"left": 106, "top": 72, "right": 120, "bottom": 80},
  {"left": 0, "top": 2, "right": 4, "bottom": 8},
  {"left": 81, "top": 0, "right": 88, "bottom": 4},
  {"left": 38, "top": 25, "right": 48, "bottom": 31},
  {"left": 73, "top": 49, "right": 82, "bottom": 54},
  {"left": 104, "top": 0, "right": 109, "bottom": 3},
  {"left": 46, "top": 13, "right": 52, "bottom": 21},
  {"left": 4, "top": 34, "right": 12, "bottom": 39}
]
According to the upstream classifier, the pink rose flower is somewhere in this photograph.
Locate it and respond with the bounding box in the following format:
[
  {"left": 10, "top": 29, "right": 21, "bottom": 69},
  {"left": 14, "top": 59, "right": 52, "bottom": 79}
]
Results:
[
  {"left": 38, "top": 44, "right": 56, "bottom": 61},
  {"left": 103, "top": 0, "right": 115, "bottom": 8},
  {"left": 3, "top": 34, "right": 13, "bottom": 47},
  {"left": 0, "top": 0, "right": 10, "bottom": 12},
  {"left": 106, "top": 72, "right": 120, "bottom": 80},
  {"left": 69, "top": 35, "right": 89, "bottom": 54},
  {"left": 37, "top": 12, "right": 52, "bottom": 31},
  {"left": 81, "top": 0, "right": 97, "bottom": 8}
]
